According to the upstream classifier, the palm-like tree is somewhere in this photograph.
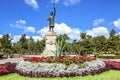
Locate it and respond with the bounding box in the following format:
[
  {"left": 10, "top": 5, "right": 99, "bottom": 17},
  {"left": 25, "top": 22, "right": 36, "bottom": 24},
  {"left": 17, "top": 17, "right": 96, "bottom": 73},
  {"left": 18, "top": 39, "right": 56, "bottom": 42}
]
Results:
[
  {"left": 80, "top": 32, "right": 87, "bottom": 40},
  {"left": 110, "top": 29, "right": 116, "bottom": 38}
]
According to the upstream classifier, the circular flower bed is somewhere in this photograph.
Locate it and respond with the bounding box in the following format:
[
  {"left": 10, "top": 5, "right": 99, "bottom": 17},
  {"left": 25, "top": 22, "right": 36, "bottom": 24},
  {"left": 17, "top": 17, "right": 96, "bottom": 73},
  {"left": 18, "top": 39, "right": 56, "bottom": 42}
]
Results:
[{"left": 15, "top": 56, "right": 106, "bottom": 77}]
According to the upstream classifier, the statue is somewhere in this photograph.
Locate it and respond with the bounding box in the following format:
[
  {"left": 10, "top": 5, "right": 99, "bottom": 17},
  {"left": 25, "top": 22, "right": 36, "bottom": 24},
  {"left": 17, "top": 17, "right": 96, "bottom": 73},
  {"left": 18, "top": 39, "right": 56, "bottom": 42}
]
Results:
[{"left": 47, "top": 4, "right": 56, "bottom": 31}]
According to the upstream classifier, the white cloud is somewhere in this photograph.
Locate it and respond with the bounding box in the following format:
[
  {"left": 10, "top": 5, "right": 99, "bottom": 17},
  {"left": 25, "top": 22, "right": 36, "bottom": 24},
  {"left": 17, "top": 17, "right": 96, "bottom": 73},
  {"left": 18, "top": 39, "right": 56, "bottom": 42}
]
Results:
[
  {"left": 25, "top": 26, "right": 36, "bottom": 33},
  {"left": 37, "top": 27, "right": 49, "bottom": 37},
  {"left": 32, "top": 36, "right": 42, "bottom": 42},
  {"left": 10, "top": 19, "right": 36, "bottom": 33},
  {"left": 16, "top": 19, "right": 26, "bottom": 25},
  {"left": 12, "top": 35, "right": 42, "bottom": 43},
  {"left": 0, "top": 34, "right": 3, "bottom": 38},
  {"left": 38, "top": 23, "right": 81, "bottom": 40},
  {"left": 63, "top": 0, "right": 81, "bottom": 6},
  {"left": 69, "top": 28, "right": 80, "bottom": 40},
  {"left": 12, "top": 35, "right": 21, "bottom": 43},
  {"left": 50, "top": 0, "right": 60, "bottom": 4},
  {"left": 25, "top": 35, "right": 42, "bottom": 42},
  {"left": 24, "top": 0, "right": 39, "bottom": 10},
  {"left": 54, "top": 23, "right": 72, "bottom": 34},
  {"left": 113, "top": 18, "right": 120, "bottom": 29},
  {"left": 10, "top": 19, "right": 26, "bottom": 29},
  {"left": 86, "top": 26, "right": 109, "bottom": 38},
  {"left": 93, "top": 18, "right": 104, "bottom": 26},
  {"left": 118, "top": 32, "right": 120, "bottom": 35}
]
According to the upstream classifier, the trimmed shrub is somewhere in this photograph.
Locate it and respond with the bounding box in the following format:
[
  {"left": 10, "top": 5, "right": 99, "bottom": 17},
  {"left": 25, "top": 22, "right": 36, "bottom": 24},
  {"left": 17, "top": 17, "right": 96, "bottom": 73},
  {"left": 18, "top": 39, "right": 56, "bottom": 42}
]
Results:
[
  {"left": 115, "top": 52, "right": 120, "bottom": 55},
  {"left": 98, "top": 56, "right": 120, "bottom": 59}
]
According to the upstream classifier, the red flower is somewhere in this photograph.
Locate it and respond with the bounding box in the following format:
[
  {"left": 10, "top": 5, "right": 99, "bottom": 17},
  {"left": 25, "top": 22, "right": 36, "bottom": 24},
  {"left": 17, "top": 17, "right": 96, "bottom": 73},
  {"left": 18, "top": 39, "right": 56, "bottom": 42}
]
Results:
[
  {"left": 59, "top": 58, "right": 63, "bottom": 63},
  {"left": 23, "top": 58, "right": 28, "bottom": 61}
]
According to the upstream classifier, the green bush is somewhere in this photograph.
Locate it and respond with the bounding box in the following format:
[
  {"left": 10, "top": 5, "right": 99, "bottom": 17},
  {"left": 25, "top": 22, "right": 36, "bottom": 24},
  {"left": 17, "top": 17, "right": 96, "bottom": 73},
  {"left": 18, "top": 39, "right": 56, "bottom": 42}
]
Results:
[
  {"left": 94, "top": 52, "right": 99, "bottom": 58},
  {"left": 0, "top": 53, "right": 3, "bottom": 58},
  {"left": 5, "top": 62, "right": 11, "bottom": 65},
  {"left": 98, "top": 56, "right": 120, "bottom": 59},
  {"left": 115, "top": 52, "right": 120, "bottom": 55}
]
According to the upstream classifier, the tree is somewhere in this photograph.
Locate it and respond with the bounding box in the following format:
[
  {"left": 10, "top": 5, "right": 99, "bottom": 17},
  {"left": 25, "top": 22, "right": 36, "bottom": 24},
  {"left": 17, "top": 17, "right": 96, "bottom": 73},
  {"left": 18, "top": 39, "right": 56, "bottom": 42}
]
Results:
[
  {"left": 80, "top": 32, "right": 87, "bottom": 40},
  {"left": 107, "top": 29, "right": 120, "bottom": 53},
  {"left": 18, "top": 34, "right": 28, "bottom": 54},
  {"left": 56, "top": 34, "right": 69, "bottom": 52},
  {"left": 56, "top": 34, "right": 69, "bottom": 56},
  {"left": 0, "top": 34, "right": 12, "bottom": 57},
  {"left": 93, "top": 35, "right": 107, "bottom": 52},
  {"left": 12, "top": 43, "right": 22, "bottom": 53},
  {"left": 34, "top": 39, "right": 45, "bottom": 54},
  {"left": 69, "top": 40, "right": 80, "bottom": 54},
  {"left": 110, "top": 29, "right": 116, "bottom": 38},
  {"left": 0, "top": 42, "right": 2, "bottom": 52},
  {"left": 28, "top": 36, "right": 35, "bottom": 54}
]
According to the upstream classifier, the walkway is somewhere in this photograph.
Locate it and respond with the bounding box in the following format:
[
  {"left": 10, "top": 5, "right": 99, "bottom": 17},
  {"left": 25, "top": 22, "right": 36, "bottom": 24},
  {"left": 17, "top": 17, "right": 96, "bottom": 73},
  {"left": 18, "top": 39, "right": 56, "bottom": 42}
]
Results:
[{"left": 0, "top": 58, "right": 23, "bottom": 64}]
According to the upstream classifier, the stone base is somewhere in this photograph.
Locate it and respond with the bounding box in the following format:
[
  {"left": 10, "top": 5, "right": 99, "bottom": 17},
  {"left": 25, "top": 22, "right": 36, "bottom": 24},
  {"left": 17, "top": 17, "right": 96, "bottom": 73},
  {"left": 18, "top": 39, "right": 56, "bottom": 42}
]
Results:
[
  {"left": 41, "top": 50, "right": 56, "bottom": 57},
  {"left": 41, "top": 31, "right": 57, "bottom": 57}
]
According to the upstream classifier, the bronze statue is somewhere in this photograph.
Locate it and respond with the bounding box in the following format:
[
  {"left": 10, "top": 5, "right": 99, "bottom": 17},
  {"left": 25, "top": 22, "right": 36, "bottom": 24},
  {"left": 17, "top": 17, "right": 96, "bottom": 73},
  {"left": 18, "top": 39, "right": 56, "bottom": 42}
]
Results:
[{"left": 47, "top": 4, "right": 56, "bottom": 31}]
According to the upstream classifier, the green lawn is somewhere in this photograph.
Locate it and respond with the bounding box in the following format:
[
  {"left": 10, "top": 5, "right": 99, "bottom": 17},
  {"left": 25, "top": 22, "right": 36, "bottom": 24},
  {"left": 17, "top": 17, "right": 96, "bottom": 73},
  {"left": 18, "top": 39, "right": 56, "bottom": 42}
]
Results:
[{"left": 0, "top": 70, "right": 120, "bottom": 80}]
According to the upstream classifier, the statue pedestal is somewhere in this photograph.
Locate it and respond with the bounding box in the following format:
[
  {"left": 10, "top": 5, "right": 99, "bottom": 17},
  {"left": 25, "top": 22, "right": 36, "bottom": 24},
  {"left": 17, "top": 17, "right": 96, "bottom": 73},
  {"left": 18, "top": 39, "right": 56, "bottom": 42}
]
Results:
[{"left": 41, "top": 31, "right": 57, "bottom": 57}]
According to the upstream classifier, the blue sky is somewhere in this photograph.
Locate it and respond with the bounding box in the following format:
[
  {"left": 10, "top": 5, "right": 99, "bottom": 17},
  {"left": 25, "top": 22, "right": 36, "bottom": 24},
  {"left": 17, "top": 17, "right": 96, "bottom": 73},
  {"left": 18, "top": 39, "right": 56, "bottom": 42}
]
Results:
[{"left": 0, "top": 0, "right": 120, "bottom": 43}]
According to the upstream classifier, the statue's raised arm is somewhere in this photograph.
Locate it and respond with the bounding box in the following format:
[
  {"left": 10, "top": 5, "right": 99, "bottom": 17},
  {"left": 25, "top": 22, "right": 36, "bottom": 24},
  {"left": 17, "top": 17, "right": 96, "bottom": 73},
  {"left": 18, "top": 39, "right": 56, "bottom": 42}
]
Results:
[{"left": 53, "top": 4, "right": 56, "bottom": 17}]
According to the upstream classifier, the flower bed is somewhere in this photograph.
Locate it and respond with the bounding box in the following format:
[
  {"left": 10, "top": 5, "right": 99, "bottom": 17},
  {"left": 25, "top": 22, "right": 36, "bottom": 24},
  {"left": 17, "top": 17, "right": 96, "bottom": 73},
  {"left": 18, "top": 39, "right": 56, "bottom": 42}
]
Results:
[
  {"left": 0, "top": 56, "right": 119, "bottom": 78},
  {"left": 104, "top": 61, "right": 120, "bottom": 70},
  {"left": 0, "top": 63, "right": 16, "bottom": 76},
  {"left": 15, "top": 59, "right": 106, "bottom": 77},
  {"left": 23, "top": 56, "right": 96, "bottom": 65}
]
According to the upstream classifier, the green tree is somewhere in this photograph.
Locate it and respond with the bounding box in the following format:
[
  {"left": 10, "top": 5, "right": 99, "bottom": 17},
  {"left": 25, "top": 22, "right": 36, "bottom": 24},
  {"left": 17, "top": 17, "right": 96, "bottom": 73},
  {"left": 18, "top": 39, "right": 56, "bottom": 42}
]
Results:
[
  {"left": 28, "top": 36, "right": 35, "bottom": 54},
  {"left": 93, "top": 35, "right": 107, "bottom": 52},
  {"left": 0, "top": 42, "right": 2, "bottom": 52},
  {"left": 80, "top": 32, "right": 87, "bottom": 40},
  {"left": 55, "top": 34, "right": 69, "bottom": 56},
  {"left": 18, "top": 34, "right": 28, "bottom": 54},
  {"left": 34, "top": 39, "right": 45, "bottom": 54},
  {"left": 12, "top": 43, "right": 22, "bottom": 53},
  {"left": 110, "top": 29, "right": 116, "bottom": 38},
  {"left": 107, "top": 29, "right": 120, "bottom": 53},
  {"left": 56, "top": 34, "right": 69, "bottom": 52},
  {"left": 0, "top": 34, "right": 12, "bottom": 57}
]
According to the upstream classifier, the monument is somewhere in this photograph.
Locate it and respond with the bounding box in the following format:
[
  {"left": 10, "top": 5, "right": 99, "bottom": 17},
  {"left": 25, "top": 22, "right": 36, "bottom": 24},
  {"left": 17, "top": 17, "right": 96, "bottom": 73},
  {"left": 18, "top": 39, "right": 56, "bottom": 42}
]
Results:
[{"left": 41, "top": 4, "right": 57, "bottom": 56}]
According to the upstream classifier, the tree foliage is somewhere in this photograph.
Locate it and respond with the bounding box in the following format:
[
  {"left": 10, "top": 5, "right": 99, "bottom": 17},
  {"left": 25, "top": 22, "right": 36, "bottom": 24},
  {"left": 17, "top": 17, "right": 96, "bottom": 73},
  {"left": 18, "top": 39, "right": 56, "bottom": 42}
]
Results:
[{"left": 0, "top": 29, "right": 120, "bottom": 56}]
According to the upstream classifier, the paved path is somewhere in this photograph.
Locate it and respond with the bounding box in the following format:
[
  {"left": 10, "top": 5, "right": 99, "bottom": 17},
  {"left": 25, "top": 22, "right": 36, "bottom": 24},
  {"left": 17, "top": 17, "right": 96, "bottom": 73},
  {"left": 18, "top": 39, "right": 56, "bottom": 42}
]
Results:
[{"left": 0, "top": 58, "right": 23, "bottom": 64}]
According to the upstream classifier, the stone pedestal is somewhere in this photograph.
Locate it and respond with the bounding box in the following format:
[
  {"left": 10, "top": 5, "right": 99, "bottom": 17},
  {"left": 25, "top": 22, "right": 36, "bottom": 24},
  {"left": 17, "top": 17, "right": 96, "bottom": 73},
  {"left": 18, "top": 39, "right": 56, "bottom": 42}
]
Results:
[{"left": 41, "top": 31, "right": 57, "bottom": 56}]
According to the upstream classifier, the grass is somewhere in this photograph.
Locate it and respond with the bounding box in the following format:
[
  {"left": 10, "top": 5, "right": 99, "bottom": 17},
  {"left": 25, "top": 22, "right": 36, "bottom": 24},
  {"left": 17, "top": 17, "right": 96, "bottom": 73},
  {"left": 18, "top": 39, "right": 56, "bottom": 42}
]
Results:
[{"left": 0, "top": 70, "right": 120, "bottom": 80}]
